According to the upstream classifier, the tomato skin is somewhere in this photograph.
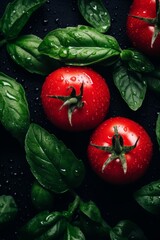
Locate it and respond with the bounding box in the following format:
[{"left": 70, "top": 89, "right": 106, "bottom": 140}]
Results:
[
  {"left": 126, "top": 0, "right": 160, "bottom": 57},
  {"left": 87, "top": 117, "right": 153, "bottom": 184},
  {"left": 41, "top": 66, "right": 110, "bottom": 131}
]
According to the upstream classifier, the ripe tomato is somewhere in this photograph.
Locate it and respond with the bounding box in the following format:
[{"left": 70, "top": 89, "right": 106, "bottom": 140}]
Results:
[
  {"left": 41, "top": 66, "right": 110, "bottom": 131},
  {"left": 126, "top": 0, "right": 160, "bottom": 57},
  {"left": 87, "top": 117, "right": 153, "bottom": 184}
]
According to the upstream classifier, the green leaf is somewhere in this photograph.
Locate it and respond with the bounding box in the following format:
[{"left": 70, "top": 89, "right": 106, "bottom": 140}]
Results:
[
  {"left": 31, "top": 181, "right": 55, "bottom": 211},
  {"left": 121, "top": 49, "right": 154, "bottom": 73},
  {"left": 36, "top": 218, "right": 67, "bottom": 240},
  {"left": 113, "top": 62, "right": 147, "bottom": 111},
  {"left": 156, "top": 113, "right": 160, "bottom": 149},
  {"left": 25, "top": 123, "right": 85, "bottom": 193},
  {"left": 7, "top": 35, "right": 60, "bottom": 75},
  {"left": 110, "top": 220, "right": 147, "bottom": 240},
  {"left": 64, "top": 224, "right": 85, "bottom": 240},
  {"left": 0, "top": 0, "right": 47, "bottom": 40},
  {"left": 78, "top": 0, "right": 110, "bottom": 33},
  {"left": 0, "top": 72, "right": 30, "bottom": 142},
  {"left": 79, "top": 200, "right": 102, "bottom": 223},
  {"left": 39, "top": 25, "right": 121, "bottom": 66},
  {"left": 143, "top": 69, "right": 160, "bottom": 94},
  {"left": 134, "top": 179, "right": 160, "bottom": 215},
  {"left": 19, "top": 211, "right": 62, "bottom": 239},
  {"left": 0, "top": 195, "right": 18, "bottom": 225}
]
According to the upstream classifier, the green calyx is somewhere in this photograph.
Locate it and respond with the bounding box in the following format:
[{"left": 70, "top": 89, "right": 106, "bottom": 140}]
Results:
[
  {"left": 130, "top": 0, "right": 160, "bottom": 47},
  {"left": 91, "top": 126, "right": 139, "bottom": 174},
  {"left": 47, "top": 83, "right": 84, "bottom": 126}
]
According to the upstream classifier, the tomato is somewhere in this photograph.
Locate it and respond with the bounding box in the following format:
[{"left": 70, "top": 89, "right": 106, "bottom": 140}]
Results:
[
  {"left": 87, "top": 117, "right": 153, "bottom": 184},
  {"left": 126, "top": 0, "right": 160, "bottom": 57},
  {"left": 41, "top": 66, "right": 110, "bottom": 131}
]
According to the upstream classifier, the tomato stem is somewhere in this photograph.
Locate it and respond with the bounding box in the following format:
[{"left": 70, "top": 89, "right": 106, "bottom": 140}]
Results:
[
  {"left": 47, "top": 83, "right": 84, "bottom": 126},
  {"left": 91, "top": 126, "right": 139, "bottom": 174}
]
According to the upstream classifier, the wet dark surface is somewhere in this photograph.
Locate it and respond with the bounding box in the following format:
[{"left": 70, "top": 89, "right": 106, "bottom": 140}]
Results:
[{"left": 0, "top": 0, "right": 160, "bottom": 239}]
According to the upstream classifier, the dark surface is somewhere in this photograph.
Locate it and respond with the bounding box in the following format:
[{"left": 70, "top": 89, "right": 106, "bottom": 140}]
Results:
[{"left": 0, "top": 0, "right": 160, "bottom": 239}]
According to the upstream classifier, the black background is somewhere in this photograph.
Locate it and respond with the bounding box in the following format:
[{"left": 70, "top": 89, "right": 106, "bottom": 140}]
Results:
[{"left": 0, "top": 0, "right": 160, "bottom": 239}]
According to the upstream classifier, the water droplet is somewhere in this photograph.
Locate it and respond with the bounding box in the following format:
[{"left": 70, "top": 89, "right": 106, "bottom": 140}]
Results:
[
  {"left": 74, "top": 169, "right": 80, "bottom": 177},
  {"left": 70, "top": 76, "right": 76, "bottom": 81},
  {"left": 60, "top": 168, "right": 67, "bottom": 175}
]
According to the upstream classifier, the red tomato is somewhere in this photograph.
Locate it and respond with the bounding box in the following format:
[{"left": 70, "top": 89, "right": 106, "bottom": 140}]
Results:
[
  {"left": 87, "top": 117, "right": 153, "bottom": 184},
  {"left": 41, "top": 66, "right": 110, "bottom": 131},
  {"left": 126, "top": 0, "right": 160, "bottom": 57}
]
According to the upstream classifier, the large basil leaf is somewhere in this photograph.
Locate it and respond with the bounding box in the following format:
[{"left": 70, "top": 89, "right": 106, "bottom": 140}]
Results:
[
  {"left": 25, "top": 123, "right": 85, "bottom": 193},
  {"left": 64, "top": 224, "right": 85, "bottom": 240},
  {"left": 134, "top": 180, "right": 160, "bottom": 215},
  {"left": 0, "top": 0, "right": 46, "bottom": 40},
  {"left": 7, "top": 35, "right": 60, "bottom": 75},
  {"left": 0, "top": 195, "right": 18, "bottom": 225},
  {"left": 120, "top": 49, "right": 154, "bottom": 73},
  {"left": 156, "top": 113, "right": 160, "bottom": 149},
  {"left": 110, "top": 220, "right": 147, "bottom": 240},
  {"left": 113, "top": 62, "right": 147, "bottom": 111},
  {"left": 0, "top": 72, "right": 30, "bottom": 141},
  {"left": 39, "top": 25, "right": 121, "bottom": 66},
  {"left": 78, "top": 0, "right": 110, "bottom": 33}
]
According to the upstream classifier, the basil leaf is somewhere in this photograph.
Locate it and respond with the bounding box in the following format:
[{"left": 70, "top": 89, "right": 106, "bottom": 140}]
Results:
[
  {"left": 0, "top": 0, "right": 47, "bottom": 40},
  {"left": 78, "top": 0, "right": 110, "bottom": 33},
  {"left": 7, "top": 35, "right": 60, "bottom": 75},
  {"left": 64, "top": 224, "right": 85, "bottom": 240},
  {"left": 156, "top": 113, "right": 160, "bottom": 149},
  {"left": 79, "top": 200, "right": 102, "bottom": 223},
  {"left": 144, "top": 69, "right": 160, "bottom": 94},
  {"left": 113, "top": 62, "right": 147, "bottom": 111},
  {"left": 0, "top": 72, "right": 30, "bottom": 142},
  {"left": 37, "top": 218, "right": 67, "bottom": 240},
  {"left": 31, "top": 181, "right": 55, "bottom": 211},
  {"left": 110, "top": 220, "right": 147, "bottom": 240},
  {"left": 134, "top": 180, "right": 160, "bottom": 215},
  {"left": 39, "top": 25, "right": 121, "bottom": 66},
  {"left": 25, "top": 123, "right": 85, "bottom": 193},
  {"left": 19, "top": 211, "right": 62, "bottom": 239},
  {"left": 0, "top": 195, "right": 18, "bottom": 225},
  {"left": 121, "top": 49, "right": 154, "bottom": 73}
]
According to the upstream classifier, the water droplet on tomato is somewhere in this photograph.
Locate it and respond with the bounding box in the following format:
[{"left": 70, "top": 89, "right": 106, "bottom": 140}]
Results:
[{"left": 70, "top": 76, "right": 76, "bottom": 81}]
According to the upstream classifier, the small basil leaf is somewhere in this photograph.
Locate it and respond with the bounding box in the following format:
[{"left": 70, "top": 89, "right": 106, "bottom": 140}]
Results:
[
  {"left": 113, "top": 62, "right": 147, "bottom": 111},
  {"left": 31, "top": 181, "right": 55, "bottom": 211},
  {"left": 0, "top": 195, "right": 18, "bottom": 225},
  {"left": 121, "top": 49, "right": 154, "bottom": 73},
  {"left": 79, "top": 200, "right": 102, "bottom": 223},
  {"left": 78, "top": 0, "right": 110, "bottom": 33},
  {"left": 0, "top": 0, "right": 47, "bottom": 40},
  {"left": 156, "top": 113, "right": 160, "bottom": 149},
  {"left": 0, "top": 72, "right": 30, "bottom": 142},
  {"left": 25, "top": 123, "right": 85, "bottom": 193},
  {"left": 64, "top": 224, "right": 85, "bottom": 240},
  {"left": 110, "top": 220, "right": 147, "bottom": 240},
  {"left": 39, "top": 25, "right": 121, "bottom": 66},
  {"left": 134, "top": 180, "right": 160, "bottom": 215},
  {"left": 7, "top": 35, "right": 60, "bottom": 75},
  {"left": 19, "top": 211, "right": 62, "bottom": 239}
]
